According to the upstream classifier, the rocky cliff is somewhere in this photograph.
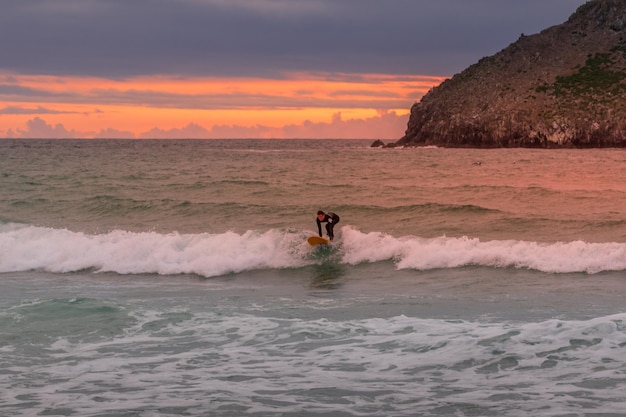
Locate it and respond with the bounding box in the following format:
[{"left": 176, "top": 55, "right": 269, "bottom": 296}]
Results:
[{"left": 390, "top": 0, "right": 626, "bottom": 148}]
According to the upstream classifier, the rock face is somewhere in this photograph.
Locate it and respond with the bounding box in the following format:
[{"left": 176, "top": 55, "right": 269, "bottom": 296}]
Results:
[{"left": 393, "top": 0, "right": 626, "bottom": 148}]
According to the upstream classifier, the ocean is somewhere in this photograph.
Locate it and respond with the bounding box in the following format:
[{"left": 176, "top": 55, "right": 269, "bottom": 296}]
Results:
[{"left": 1, "top": 139, "right": 625, "bottom": 417}]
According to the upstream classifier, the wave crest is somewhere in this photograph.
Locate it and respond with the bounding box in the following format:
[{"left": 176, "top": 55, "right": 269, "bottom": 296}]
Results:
[
  {"left": 340, "top": 227, "right": 626, "bottom": 274},
  {"left": 1, "top": 224, "right": 625, "bottom": 276}
]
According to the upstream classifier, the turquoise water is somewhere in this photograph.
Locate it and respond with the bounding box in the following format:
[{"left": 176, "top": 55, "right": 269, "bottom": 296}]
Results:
[{"left": 1, "top": 139, "right": 626, "bottom": 416}]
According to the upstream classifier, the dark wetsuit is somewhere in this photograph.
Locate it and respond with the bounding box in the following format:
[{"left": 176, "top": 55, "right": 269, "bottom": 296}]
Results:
[{"left": 317, "top": 212, "right": 340, "bottom": 241}]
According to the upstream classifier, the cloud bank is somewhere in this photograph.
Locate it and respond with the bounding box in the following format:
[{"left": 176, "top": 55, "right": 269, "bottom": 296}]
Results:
[
  {"left": 3, "top": 111, "right": 408, "bottom": 139},
  {"left": 0, "top": 0, "right": 587, "bottom": 78}
]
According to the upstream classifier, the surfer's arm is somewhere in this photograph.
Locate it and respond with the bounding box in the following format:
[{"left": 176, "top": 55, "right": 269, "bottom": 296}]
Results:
[{"left": 316, "top": 218, "right": 322, "bottom": 236}]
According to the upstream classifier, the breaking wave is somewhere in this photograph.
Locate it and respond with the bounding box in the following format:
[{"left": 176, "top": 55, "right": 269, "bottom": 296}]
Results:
[{"left": 1, "top": 223, "right": 625, "bottom": 277}]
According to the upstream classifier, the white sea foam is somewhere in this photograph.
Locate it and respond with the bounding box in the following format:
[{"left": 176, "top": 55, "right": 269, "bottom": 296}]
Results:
[
  {"left": 0, "top": 223, "right": 309, "bottom": 277},
  {"left": 340, "top": 226, "right": 626, "bottom": 274},
  {"left": 2, "top": 302, "right": 626, "bottom": 417},
  {"left": 1, "top": 223, "right": 625, "bottom": 276},
  {"left": 342, "top": 227, "right": 626, "bottom": 273}
]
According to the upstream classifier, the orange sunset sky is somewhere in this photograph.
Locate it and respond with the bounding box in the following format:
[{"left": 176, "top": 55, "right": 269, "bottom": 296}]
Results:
[
  {"left": 0, "top": 0, "right": 586, "bottom": 139},
  {"left": 0, "top": 71, "right": 445, "bottom": 139}
]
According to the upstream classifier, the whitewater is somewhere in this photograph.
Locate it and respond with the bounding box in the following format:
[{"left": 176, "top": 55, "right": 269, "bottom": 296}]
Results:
[
  {"left": 2, "top": 224, "right": 626, "bottom": 276},
  {"left": 1, "top": 139, "right": 626, "bottom": 417}
]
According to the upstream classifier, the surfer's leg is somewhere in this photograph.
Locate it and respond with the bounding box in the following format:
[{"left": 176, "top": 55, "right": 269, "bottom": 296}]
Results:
[{"left": 326, "top": 223, "right": 334, "bottom": 240}]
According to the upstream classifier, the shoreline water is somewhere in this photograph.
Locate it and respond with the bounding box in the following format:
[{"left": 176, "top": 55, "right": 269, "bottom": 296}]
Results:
[{"left": 3, "top": 267, "right": 626, "bottom": 417}]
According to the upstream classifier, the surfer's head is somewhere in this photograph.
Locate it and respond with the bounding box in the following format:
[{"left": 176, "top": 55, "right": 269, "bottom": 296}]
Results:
[{"left": 317, "top": 210, "right": 325, "bottom": 220}]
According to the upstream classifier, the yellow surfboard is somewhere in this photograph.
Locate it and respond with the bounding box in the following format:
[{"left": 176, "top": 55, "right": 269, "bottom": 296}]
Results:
[{"left": 307, "top": 236, "right": 331, "bottom": 246}]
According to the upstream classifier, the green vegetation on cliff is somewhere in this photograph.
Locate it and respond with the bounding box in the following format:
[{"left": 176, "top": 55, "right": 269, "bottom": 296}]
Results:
[{"left": 537, "top": 48, "right": 626, "bottom": 97}]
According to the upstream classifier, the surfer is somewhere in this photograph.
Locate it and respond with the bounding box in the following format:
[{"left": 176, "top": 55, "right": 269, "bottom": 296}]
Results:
[{"left": 316, "top": 210, "right": 340, "bottom": 241}]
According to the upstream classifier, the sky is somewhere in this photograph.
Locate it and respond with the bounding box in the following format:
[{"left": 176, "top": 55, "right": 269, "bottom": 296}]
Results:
[{"left": 0, "top": 0, "right": 588, "bottom": 139}]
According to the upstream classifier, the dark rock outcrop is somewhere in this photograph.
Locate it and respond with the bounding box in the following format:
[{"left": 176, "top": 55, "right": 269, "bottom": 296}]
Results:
[{"left": 393, "top": 0, "right": 626, "bottom": 148}]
